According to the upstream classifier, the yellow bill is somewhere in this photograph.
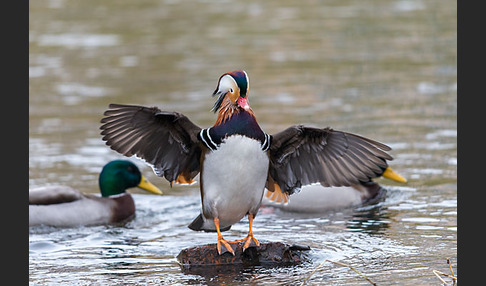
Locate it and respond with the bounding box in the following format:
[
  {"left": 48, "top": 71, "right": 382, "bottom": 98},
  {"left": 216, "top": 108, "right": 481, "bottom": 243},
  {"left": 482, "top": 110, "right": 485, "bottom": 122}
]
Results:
[
  {"left": 382, "top": 167, "right": 407, "bottom": 183},
  {"left": 137, "top": 175, "right": 163, "bottom": 195}
]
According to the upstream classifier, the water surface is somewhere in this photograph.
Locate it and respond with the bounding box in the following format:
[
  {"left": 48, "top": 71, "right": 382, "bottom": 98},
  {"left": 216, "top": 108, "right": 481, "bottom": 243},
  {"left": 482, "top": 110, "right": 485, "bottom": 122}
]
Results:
[{"left": 30, "top": 0, "right": 457, "bottom": 285}]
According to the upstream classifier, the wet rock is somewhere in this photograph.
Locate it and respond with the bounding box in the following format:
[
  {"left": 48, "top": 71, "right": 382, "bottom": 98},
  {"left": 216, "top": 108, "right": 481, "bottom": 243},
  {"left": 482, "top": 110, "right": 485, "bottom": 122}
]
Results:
[{"left": 177, "top": 241, "right": 311, "bottom": 274}]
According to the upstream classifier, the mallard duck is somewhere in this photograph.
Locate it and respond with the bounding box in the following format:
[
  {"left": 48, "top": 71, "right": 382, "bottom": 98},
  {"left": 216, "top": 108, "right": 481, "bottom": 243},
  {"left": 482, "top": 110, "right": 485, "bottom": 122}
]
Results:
[
  {"left": 262, "top": 181, "right": 387, "bottom": 213},
  {"left": 99, "top": 69, "right": 406, "bottom": 255},
  {"left": 262, "top": 168, "right": 404, "bottom": 212},
  {"left": 29, "top": 160, "right": 162, "bottom": 227}
]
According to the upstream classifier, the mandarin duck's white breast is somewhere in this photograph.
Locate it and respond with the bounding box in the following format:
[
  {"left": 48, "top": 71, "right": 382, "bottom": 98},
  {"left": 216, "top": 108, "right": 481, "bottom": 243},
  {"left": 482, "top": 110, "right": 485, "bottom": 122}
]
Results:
[{"left": 200, "top": 134, "right": 269, "bottom": 230}]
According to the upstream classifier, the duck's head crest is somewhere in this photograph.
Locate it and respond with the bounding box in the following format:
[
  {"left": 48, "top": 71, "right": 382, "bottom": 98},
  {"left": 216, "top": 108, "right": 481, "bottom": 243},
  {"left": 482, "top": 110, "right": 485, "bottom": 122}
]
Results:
[{"left": 211, "top": 70, "right": 250, "bottom": 113}]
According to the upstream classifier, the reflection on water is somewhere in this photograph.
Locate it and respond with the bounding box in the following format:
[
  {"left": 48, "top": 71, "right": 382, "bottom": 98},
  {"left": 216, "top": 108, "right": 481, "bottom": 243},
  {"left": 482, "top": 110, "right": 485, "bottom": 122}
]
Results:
[
  {"left": 29, "top": 186, "right": 456, "bottom": 285},
  {"left": 29, "top": 192, "right": 420, "bottom": 285},
  {"left": 30, "top": 0, "right": 456, "bottom": 284}
]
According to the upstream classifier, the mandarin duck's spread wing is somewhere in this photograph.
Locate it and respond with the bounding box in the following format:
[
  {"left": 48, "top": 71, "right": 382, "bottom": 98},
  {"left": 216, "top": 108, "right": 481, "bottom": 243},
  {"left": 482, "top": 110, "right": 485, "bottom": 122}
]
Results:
[
  {"left": 267, "top": 125, "right": 393, "bottom": 195},
  {"left": 100, "top": 104, "right": 202, "bottom": 184}
]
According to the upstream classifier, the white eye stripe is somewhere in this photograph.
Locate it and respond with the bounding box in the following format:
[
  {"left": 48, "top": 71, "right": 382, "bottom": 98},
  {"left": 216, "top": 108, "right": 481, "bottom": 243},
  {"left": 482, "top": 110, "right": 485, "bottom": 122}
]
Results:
[
  {"left": 218, "top": 75, "right": 238, "bottom": 94},
  {"left": 243, "top": 70, "right": 249, "bottom": 94}
]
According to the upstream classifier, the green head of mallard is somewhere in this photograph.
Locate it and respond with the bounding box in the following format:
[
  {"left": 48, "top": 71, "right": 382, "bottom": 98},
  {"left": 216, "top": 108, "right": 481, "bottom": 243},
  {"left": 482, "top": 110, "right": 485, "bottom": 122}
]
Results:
[{"left": 98, "top": 160, "right": 162, "bottom": 197}]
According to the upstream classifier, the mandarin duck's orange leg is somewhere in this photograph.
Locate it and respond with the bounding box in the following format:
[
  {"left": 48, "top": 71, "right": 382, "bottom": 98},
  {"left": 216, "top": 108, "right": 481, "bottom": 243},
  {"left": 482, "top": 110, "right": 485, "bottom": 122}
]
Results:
[
  {"left": 239, "top": 213, "right": 260, "bottom": 251},
  {"left": 214, "top": 218, "right": 236, "bottom": 256}
]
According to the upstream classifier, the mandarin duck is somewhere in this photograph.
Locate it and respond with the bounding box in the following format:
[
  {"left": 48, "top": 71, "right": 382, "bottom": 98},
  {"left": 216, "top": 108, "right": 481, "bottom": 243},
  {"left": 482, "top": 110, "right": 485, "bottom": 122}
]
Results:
[
  {"left": 99, "top": 70, "right": 406, "bottom": 255},
  {"left": 29, "top": 160, "right": 162, "bottom": 227}
]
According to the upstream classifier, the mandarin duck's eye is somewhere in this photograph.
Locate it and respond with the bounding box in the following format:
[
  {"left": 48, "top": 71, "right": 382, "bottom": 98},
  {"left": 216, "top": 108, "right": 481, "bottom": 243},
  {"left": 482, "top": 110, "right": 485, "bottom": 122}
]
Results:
[{"left": 229, "top": 88, "right": 234, "bottom": 93}]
